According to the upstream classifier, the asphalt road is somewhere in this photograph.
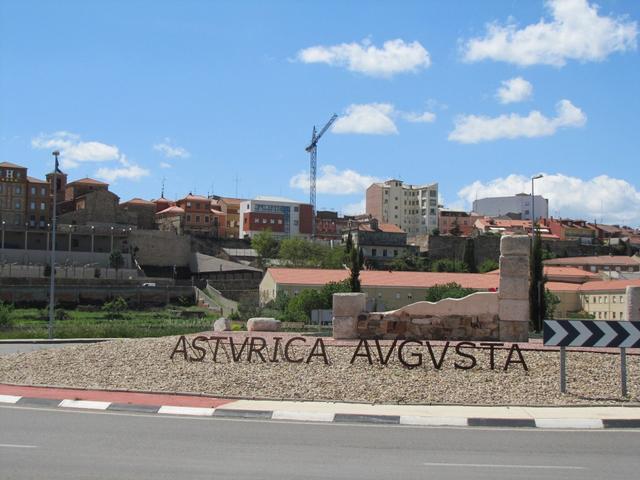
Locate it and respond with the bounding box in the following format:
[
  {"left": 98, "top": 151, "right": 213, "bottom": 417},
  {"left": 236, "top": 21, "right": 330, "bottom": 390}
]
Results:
[{"left": 1, "top": 405, "right": 638, "bottom": 480}]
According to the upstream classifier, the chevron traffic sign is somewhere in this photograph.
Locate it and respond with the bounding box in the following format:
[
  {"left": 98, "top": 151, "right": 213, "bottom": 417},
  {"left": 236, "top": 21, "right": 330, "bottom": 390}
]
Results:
[{"left": 544, "top": 320, "right": 640, "bottom": 348}]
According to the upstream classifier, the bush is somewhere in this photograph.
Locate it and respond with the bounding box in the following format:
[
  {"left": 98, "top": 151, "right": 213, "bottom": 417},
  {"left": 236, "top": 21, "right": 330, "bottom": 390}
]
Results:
[
  {"left": 55, "top": 309, "right": 70, "bottom": 321},
  {"left": 0, "top": 302, "right": 15, "bottom": 328},
  {"left": 568, "top": 310, "right": 595, "bottom": 319},
  {"left": 425, "top": 282, "right": 476, "bottom": 302},
  {"left": 94, "top": 267, "right": 101, "bottom": 279},
  {"left": 237, "top": 292, "right": 261, "bottom": 320},
  {"left": 478, "top": 259, "right": 499, "bottom": 273},
  {"left": 430, "top": 259, "right": 468, "bottom": 273},
  {"left": 102, "top": 297, "right": 129, "bottom": 319}
]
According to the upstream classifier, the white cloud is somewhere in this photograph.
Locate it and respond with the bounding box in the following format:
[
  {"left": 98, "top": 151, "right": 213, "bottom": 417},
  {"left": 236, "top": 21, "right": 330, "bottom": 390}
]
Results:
[
  {"left": 448, "top": 99, "right": 586, "bottom": 143},
  {"left": 342, "top": 198, "right": 366, "bottom": 216},
  {"left": 160, "top": 161, "right": 172, "bottom": 169},
  {"left": 332, "top": 103, "right": 398, "bottom": 135},
  {"left": 457, "top": 173, "right": 640, "bottom": 226},
  {"left": 297, "top": 39, "right": 431, "bottom": 77},
  {"left": 32, "top": 131, "right": 120, "bottom": 169},
  {"left": 403, "top": 111, "right": 437, "bottom": 123},
  {"left": 462, "top": 0, "right": 637, "bottom": 66},
  {"left": 496, "top": 77, "right": 533, "bottom": 104},
  {"left": 290, "top": 165, "right": 380, "bottom": 195},
  {"left": 153, "top": 139, "right": 190, "bottom": 159},
  {"left": 95, "top": 156, "right": 150, "bottom": 183}
]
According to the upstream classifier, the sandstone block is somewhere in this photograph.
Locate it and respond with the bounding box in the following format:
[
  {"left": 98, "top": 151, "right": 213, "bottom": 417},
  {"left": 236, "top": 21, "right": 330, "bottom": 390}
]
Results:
[
  {"left": 500, "top": 235, "right": 530, "bottom": 256},
  {"left": 213, "top": 317, "right": 231, "bottom": 332},
  {"left": 499, "top": 320, "right": 529, "bottom": 342},
  {"left": 626, "top": 286, "right": 640, "bottom": 321},
  {"left": 498, "top": 276, "right": 530, "bottom": 300},
  {"left": 247, "top": 317, "right": 281, "bottom": 332},
  {"left": 499, "top": 254, "right": 529, "bottom": 276},
  {"left": 498, "top": 299, "right": 530, "bottom": 322},
  {"left": 333, "top": 293, "right": 367, "bottom": 317},
  {"left": 333, "top": 316, "right": 358, "bottom": 339}
]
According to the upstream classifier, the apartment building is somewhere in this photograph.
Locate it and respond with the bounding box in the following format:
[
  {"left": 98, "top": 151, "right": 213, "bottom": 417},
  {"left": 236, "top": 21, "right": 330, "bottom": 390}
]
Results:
[
  {"left": 343, "top": 218, "right": 413, "bottom": 265},
  {"left": 366, "top": 179, "right": 438, "bottom": 235},
  {"left": 541, "top": 217, "right": 595, "bottom": 243},
  {"left": 211, "top": 196, "right": 245, "bottom": 239},
  {"left": 26, "top": 176, "right": 51, "bottom": 228},
  {"left": 239, "top": 196, "right": 313, "bottom": 239},
  {"left": 175, "top": 194, "right": 226, "bottom": 236},
  {"left": 472, "top": 193, "right": 548, "bottom": 221}
]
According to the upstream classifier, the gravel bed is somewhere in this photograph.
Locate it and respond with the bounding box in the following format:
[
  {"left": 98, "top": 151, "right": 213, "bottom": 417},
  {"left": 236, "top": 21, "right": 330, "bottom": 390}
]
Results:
[{"left": 0, "top": 335, "right": 638, "bottom": 406}]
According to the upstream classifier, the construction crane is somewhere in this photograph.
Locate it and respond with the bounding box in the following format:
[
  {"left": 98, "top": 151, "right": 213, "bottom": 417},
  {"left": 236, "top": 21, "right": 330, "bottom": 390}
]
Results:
[{"left": 305, "top": 113, "right": 338, "bottom": 237}]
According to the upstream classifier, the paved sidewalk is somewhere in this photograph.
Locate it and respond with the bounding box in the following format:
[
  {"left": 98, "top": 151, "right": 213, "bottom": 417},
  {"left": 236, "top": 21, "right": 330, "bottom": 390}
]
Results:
[{"left": 2, "top": 383, "right": 639, "bottom": 429}]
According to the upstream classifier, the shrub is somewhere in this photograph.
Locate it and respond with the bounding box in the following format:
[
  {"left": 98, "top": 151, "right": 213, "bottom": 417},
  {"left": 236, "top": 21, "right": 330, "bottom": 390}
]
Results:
[
  {"left": 102, "top": 297, "right": 129, "bottom": 319},
  {"left": 478, "top": 259, "right": 499, "bottom": 274},
  {"left": 55, "top": 309, "right": 70, "bottom": 321},
  {"left": 430, "top": 259, "right": 468, "bottom": 273},
  {"left": 425, "top": 282, "right": 476, "bottom": 302},
  {"left": 0, "top": 302, "right": 15, "bottom": 329},
  {"left": 94, "top": 267, "right": 101, "bottom": 279}
]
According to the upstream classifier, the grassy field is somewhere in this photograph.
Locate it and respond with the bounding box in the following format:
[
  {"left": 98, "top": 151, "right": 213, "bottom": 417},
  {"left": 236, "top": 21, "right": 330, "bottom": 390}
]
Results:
[{"left": 0, "top": 306, "right": 220, "bottom": 339}]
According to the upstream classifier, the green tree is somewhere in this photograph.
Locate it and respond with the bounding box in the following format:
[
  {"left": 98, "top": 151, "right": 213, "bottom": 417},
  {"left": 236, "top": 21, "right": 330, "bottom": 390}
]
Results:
[
  {"left": 431, "top": 228, "right": 440, "bottom": 236},
  {"left": 0, "top": 301, "right": 14, "bottom": 328},
  {"left": 478, "top": 259, "right": 499, "bottom": 273},
  {"left": 430, "top": 258, "right": 468, "bottom": 273},
  {"left": 349, "top": 247, "right": 364, "bottom": 292},
  {"left": 529, "top": 228, "right": 547, "bottom": 332},
  {"left": 102, "top": 296, "right": 128, "bottom": 319},
  {"left": 109, "top": 250, "right": 124, "bottom": 278},
  {"left": 389, "top": 252, "right": 430, "bottom": 271},
  {"left": 319, "top": 245, "right": 346, "bottom": 269},
  {"left": 463, "top": 238, "right": 477, "bottom": 273},
  {"left": 251, "top": 230, "right": 279, "bottom": 261},
  {"left": 545, "top": 289, "right": 561, "bottom": 319},
  {"left": 345, "top": 231, "right": 353, "bottom": 253},
  {"left": 279, "top": 237, "right": 313, "bottom": 267},
  {"left": 425, "top": 282, "right": 476, "bottom": 302}
]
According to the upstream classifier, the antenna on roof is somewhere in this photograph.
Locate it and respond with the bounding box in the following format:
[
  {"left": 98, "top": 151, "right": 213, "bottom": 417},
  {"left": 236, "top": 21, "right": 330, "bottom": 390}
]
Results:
[{"left": 161, "top": 177, "right": 166, "bottom": 198}]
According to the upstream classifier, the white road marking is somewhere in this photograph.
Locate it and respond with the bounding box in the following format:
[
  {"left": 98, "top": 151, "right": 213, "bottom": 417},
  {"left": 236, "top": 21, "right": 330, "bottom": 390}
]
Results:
[
  {"left": 0, "top": 443, "right": 38, "bottom": 449},
  {"left": 272, "top": 411, "right": 334, "bottom": 422},
  {"left": 59, "top": 399, "right": 111, "bottom": 410},
  {"left": 423, "top": 462, "right": 584, "bottom": 470},
  {"left": 0, "top": 395, "right": 21, "bottom": 404},
  {"left": 535, "top": 418, "right": 603, "bottom": 429},
  {"left": 158, "top": 405, "right": 215, "bottom": 416},
  {"left": 400, "top": 416, "right": 468, "bottom": 427}
]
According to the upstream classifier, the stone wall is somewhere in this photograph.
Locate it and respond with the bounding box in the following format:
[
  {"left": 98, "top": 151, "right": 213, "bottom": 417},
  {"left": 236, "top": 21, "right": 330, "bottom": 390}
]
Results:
[
  {"left": 129, "top": 230, "right": 192, "bottom": 267},
  {"left": 333, "top": 235, "right": 530, "bottom": 342}
]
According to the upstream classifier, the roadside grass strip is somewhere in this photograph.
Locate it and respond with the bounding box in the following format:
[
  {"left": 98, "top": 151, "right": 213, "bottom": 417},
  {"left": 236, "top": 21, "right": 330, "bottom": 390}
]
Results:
[
  {"left": 59, "top": 399, "right": 111, "bottom": 410},
  {"left": 0, "top": 394, "right": 21, "bottom": 404},
  {"left": 157, "top": 405, "right": 215, "bottom": 416}
]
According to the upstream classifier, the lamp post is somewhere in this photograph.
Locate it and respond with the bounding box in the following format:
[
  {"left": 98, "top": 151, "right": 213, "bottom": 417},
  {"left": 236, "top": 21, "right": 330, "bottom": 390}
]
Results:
[
  {"left": 48, "top": 151, "right": 60, "bottom": 339},
  {"left": 1, "top": 220, "right": 5, "bottom": 250},
  {"left": 90, "top": 225, "right": 95, "bottom": 253}
]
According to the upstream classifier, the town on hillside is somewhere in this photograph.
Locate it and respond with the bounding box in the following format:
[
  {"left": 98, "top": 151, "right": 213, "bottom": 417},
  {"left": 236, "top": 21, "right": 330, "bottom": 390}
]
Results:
[{"left": 1, "top": 162, "right": 639, "bottom": 322}]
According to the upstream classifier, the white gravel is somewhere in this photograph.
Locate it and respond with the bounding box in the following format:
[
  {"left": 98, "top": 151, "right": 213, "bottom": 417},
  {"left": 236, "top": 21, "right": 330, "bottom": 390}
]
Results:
[{"left": 0, "top": 335, "right": 638, "bottom": 406}]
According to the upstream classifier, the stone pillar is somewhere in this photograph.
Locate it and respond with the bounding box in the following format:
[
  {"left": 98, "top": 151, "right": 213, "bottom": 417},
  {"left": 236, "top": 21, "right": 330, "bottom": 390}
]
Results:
[
  {"left": 498, "top": 235, "right": 530, "bottom": 342},
  {"left": 626, "top": 286, "right": 640, "bottom": 321},
  {"left": 332, "top": 293, "right": 366, "bottom": 339}
]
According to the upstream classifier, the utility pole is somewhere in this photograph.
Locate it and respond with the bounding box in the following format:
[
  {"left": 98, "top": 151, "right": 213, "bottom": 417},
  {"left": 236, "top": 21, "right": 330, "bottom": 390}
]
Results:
[{"left": 48, "top": 151, "right": 60, "bottom": 339}]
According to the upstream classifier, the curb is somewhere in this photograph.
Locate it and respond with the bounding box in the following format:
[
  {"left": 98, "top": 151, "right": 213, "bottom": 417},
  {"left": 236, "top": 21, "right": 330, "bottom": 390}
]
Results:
[{"left": 2, "top": 394, "right": 639, "bottom": 429}]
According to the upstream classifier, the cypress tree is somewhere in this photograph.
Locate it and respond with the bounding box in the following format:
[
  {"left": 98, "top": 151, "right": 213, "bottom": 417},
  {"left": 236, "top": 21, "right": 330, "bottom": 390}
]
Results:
[
  {"left": 463, "top": 238, "right": 477, "bottom": 273},
  {"left": 529, "top": 227, "right": 547, "bottom": 332}
]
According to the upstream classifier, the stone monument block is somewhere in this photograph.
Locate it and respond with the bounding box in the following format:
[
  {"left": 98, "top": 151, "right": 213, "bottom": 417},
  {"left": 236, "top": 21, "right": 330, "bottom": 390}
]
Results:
[
  {"left": 500, "top": 235, "right": 530, "bottom": 256},
  {"left": 498, "top": 299, "right": 530, "bottom": 323},
  {"left": 498, "top": 254, "right": 529, "bottom": 277},
  {"left": 247, "top": 317, "right": 281, "bottom": 332},
  {"left": 626, "top": 286, "right": 640, "bottom": 321},
  {"left": 332, "top": 293, "right": 366, "bottom": 317}
]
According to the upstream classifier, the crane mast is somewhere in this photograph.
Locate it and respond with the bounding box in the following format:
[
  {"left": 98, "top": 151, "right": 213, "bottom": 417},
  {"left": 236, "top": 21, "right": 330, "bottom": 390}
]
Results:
[{"left": 305, "top": 113, "right": 338, "bottom": 237}]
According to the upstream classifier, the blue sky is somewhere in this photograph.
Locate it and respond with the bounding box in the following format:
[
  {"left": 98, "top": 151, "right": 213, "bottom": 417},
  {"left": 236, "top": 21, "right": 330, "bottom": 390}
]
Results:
[{"left": 1, "top": 0, "right": 639, "bottom": 226}]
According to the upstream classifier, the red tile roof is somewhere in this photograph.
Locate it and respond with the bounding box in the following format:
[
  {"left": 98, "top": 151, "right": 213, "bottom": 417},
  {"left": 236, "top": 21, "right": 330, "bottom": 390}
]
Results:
[
  {"left": 358, "top": 223, "right": 405, "bottom": 233},
  {"left": 27, "top": 176, "right": 48, "bottom": 184},
  {"left": 545, "top": 256, "right": 640, "bottom": 267},
  {"left": 67, "top": 177, "right": 108, "bottom": 186},
  {"left": 156, "top": 206, "right": 185, "bottom": 215},
  {"left": 576, "top": 279, "right": 640, "bottom": 292},
  {"left": 267, "top": 268, "right": 499, "bottom": 290},
  {"left": 0, "top": 161, "right": 26, "bottom": 169},
  {"left": 121, "top": 197, "right": 155, "bottom": 206}
]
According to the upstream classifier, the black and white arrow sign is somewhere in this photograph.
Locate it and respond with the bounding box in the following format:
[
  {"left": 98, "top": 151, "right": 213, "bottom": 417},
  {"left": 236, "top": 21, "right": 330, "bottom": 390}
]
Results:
[{"left": 544, "top": 320, "right": 640, "bottom": 348}]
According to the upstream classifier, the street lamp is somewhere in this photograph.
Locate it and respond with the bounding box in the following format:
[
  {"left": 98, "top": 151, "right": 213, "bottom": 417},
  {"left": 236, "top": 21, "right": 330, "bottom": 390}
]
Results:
[
  {"left": 531, "top": 174, "right": 543, "bottom": 239},
  {"left": 48, "top": 150, "right": 60, "bottom": 339}
]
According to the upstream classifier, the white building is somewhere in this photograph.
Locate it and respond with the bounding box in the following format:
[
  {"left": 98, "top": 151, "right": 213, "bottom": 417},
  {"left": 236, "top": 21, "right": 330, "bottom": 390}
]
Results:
[
  {"left": 239, "top": 196, "right": 313, "bottom": 239},
  {"left": 472, "top": 193, "right": 548, "bottom": 221},
  {"left": 366, "top": 179, "right": 438, "bottom": 235}
]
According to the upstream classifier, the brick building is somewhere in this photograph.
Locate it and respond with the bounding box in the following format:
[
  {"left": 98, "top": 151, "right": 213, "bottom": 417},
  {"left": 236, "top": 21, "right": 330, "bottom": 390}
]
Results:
[
  {"left": 438, "top": 209, "right": 481, "bottom": 236},
  {"left": 175, "top": 194, "right": 226, "bottom": 237}
]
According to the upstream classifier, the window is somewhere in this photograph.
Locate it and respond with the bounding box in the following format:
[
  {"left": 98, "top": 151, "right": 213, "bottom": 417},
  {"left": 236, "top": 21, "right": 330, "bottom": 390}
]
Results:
[
  {"left": 395, "top": 293, "right": 400, "bottom": 299},
  {"left": 393, "top": 250, "right": 398, "bottom": 257},
  {"left": 40, "top": 187, "right": 46, "bottom": 196},
  {"left": 15, "top": 186, "right": 21, "bottom": 194},
  {"left": 195, "top": 216, "right": 200, "bottom": 223},
  {"left": 270, "top": 219, "right": 275, "bottom": 224},
  {"left": 205, "top": 216, "right": 209, "bottom": 223},
  {"left": 430, "top": 190, "right": 437, "bottom": 197},
  {"left": 31, "top": 186, "right": 36, "bottom": 195},
  {"left": 30, "top": 202, "right": 35, "bottom": 210},
  {"left": 262, "top": 219, "right": 267, "bottom": 224},
  {"left": 620, "top": 296, "right": 625, "bottom": 303},
  {"left": 383, "top": 249, "right": 387, "bottom": 257},
  {"left": 15, "top": 200, "right": 21, "bottom": 209},
  {"left": 294, "top": 206, "right": 299, "bottom": 212},
  {"left": 40, "top": 202, "right": 45, "bottom": 211},
  {"left": 612, "top": 312, "right": 616, "bottom": 319},
  {"left": 6, "top": 170, "right": 13, "bottom": 179},
  {"left": 254, "top": 217, "right": 260, "bottom": 224},
  {"left": 187, "top": 202, "right": 192, "bottom": 207},
  {"left": 613, "top": 296, "right": 617, "bottom": 304},
  {"left": 294, "top": 220, "right": 299, "bottom": 226},
  {"left": 372, "top": 248, "right": 377, "bottom": 257},
  {"left": 278, "top": 219, "right": 283, "bottom": 224},
  {"left": 186, "top": 214, "right": 191, "bottom": 222}
]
